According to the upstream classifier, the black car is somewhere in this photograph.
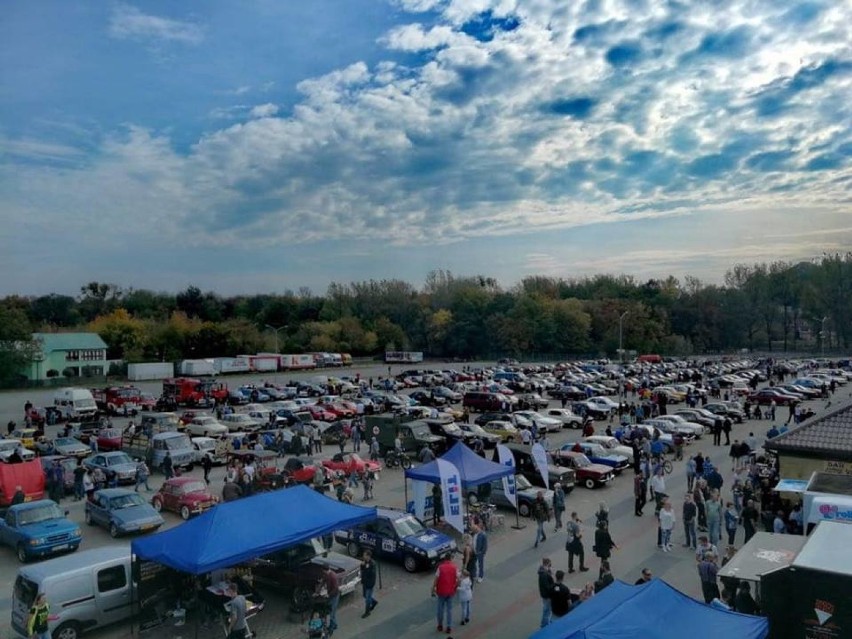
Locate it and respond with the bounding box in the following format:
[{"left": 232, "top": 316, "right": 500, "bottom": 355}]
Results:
[
  {"left": 474, "top": 411, "right": 513, "bottom": 427},
  {"left": 409, "top": 391, "right": 448, "bottom": 407},
  {"left": 497, "top": 443, "right": 576, "bottom": 492}
]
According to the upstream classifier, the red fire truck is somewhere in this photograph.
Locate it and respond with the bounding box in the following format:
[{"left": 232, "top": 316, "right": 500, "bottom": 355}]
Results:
[
  {"left": 91, "top": 386, "right": 144, "bottom": 415},
  {"left": 162, "top": 378, "right": 229, "bottom": 407}
]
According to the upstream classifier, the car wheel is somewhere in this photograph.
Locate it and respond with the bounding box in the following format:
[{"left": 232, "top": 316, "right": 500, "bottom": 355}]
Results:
[
  {"left": 519, "top": 501, "right": 531, "bottom": 517},
  {"left": 53, "top": 621, "right": 81, "bottom": 639},
  {"left": 346, "top": 541, "right": 361, "bottom": 558},
  {"left": 180, "top": 505, "right": 191, "bottom": 520},
  {"left": 403, "top": 553, "right": 419, "bottom": 573},
  {"left": 467, "top": 493, "right": 479, "bottom": 507},
  {"left": 109, "top": 523, "right": 120, "bottom": 538},
  {"left": 16, "top": 544, "right": 28, "bottom": 563},
  {"left": 152, "top": 498, "right": 163, "bottom": 512},
  {"left": 85, "top": 510, "right": 94, "bottom": 525},
  {"left": 584, "top": 478, "right": 596, "bottom": 489}
]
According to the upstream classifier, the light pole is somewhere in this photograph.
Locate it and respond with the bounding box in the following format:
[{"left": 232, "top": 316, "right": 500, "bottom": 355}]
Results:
[
  {"left": 618, "top": 311, "right": 629, "bottom": 361},
  {"left": 264, "top": 324, "right": 287, "bottom": 354},
  {"left": 820, "top": 316, "right": 828, "bottom": 358}
]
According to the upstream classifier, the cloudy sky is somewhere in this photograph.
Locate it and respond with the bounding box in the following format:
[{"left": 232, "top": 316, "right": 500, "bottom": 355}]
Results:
[{"left": 1, "top": 0, "right": 850, "bottom": 296}]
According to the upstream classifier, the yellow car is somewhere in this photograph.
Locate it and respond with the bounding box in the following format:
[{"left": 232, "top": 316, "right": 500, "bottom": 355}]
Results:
[
  {"left": 482, "top": 420, "right": 520, "bottom": 443},
  {"left": 11, "top": 428, "right": 38, "bottom": 450}
]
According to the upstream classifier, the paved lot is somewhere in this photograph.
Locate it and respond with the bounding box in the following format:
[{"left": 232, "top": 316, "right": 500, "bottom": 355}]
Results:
[{"left": 0, "top": 364, "right": 844, "bottom": 639}]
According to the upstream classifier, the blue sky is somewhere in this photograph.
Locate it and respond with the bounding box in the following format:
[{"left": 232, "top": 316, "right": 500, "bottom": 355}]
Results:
[{"left": 1, "top": 0, "right": 850, "bottom": 296}]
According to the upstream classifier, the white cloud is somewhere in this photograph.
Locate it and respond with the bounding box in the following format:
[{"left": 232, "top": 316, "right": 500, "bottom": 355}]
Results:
[
  {"left": 109, "top": 4, "right": 204, "bottom": 45},
  {"left": 249, "top": 103, "right": 279, "bottom": 119}
]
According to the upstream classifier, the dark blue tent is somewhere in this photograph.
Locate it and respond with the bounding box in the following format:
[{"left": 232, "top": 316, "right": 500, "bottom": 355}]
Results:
[
  {"left": 404, "top": 441, "right": 514, "bottom": 487},
  {"left": 529, "top": 580, "right": 768, "bottom": 639},
  {"left": 131, "top": 485, "right": 376, "bottom": 574}
]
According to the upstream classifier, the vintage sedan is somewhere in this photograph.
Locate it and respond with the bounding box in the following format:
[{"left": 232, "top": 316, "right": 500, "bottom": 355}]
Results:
[
  {"left": 50, "top": 437, "right": 91, "bottom": 459},
  {"left": 544, "top": 408, "right": 585, "bottom": 429},
  {"left": 582, "top": 435, "right": 633, "bottom": 459},
  {"left": 187, "top": 416, "right": 229, "bottom": 437},
  {"left": 85, "top": 488, "right": 164, "bottom": 538},
  {"left": 482, "top": 420, "right": 521, "bottom": 443},
  {"left": 466, "top": 475, "right": 554, "bottom": 518},
  {"left": 151, "top": 477, "right": 218, "bottom": 520},
  {"left": 573, "top": 442, "right": 630, "bottom": 474},
  {"left": 550, "top": 450, "right": 614, "bottom": 489},
  {"left": 95, "top": 427, "right": 124, "bottom": 451},
  {"left": 322, "top": 453, "right": 381, "bottom": 477},
  {"left": 83, "top": 451, "right": 137, "bottom": 485}
]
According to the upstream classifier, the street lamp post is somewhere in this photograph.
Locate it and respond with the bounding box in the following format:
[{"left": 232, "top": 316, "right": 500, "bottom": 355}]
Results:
[
  {"left": 618, "top": 311, "right": 629, "bottom": 361},
  {"left": 264, "top": 324, "right": 288, "bottom": 354},
  {"left": 820, "top": 316, "right": 828, "bottom": 358}
]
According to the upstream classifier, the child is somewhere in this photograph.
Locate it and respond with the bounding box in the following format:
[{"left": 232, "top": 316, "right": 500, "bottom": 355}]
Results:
[
  {"left": 307, "top": 610, "right": 325, "bottom": 638},
  {"left": 458, "top": 569, "right": 473, "bottom": 625}
]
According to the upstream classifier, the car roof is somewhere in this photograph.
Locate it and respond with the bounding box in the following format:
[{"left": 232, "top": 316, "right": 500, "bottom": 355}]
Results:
[
  {"left": 19, "top": 547, "right": 130, "bottom": 582},
  {"left": 95, "top": 488, "right": 136, "bottom": 498},
  {"left": 375, "top": 507, "right": 415, "bottom": 521},
  {"left": 11, "top": 499, "right": 60, "bottom": 511}
]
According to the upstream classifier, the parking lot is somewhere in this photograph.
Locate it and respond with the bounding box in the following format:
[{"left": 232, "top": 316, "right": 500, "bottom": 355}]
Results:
[{"left": 0, "top": 360, "right": 847, "bottom": 639}]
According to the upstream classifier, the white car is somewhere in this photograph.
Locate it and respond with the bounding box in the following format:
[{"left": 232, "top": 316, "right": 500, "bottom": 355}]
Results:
[
  {"left": 514, "top": 411, "right": 562, "bottom": 433},
  {"left": 221, "top": 414, "right": 262, "bottom": 432},
  {"left": 654, "top": 415, "right": 704, "bottom": 437},
  {"left": 582, "top": 435, "right": 633, "bottom": 459},
  {"left": 585, "top": 396, "right": 619, "bottom": 413},
  {"left": 191, "top": 436, "right": 227, "bottom": 464},
  {"left": 187, "top": 416, "right": 228, "bottom": 437},
  {"left": 543, "top": 408, "right": 584, "bottom": 429},
  {"left": 0, "top": 439, "right": 36, "bottom": 461}
]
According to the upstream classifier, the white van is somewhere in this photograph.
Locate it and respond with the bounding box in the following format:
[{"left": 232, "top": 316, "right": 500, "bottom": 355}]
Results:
[
  {"left": 11, "top": 546, "right": 132, "bottom": 639},
  {"left": 54, "top": 388, "right": 98, "bottom": 420}
]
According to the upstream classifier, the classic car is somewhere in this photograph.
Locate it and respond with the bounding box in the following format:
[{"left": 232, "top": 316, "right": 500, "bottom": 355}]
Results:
[
  {"left": 83, "top": 452, "right": 137, "bottom": 485},
  {"left": 573, "top": 442, "right": 630, "bottom": 474},
  {"left": 321, "top": 453, "right": 381, "bottom": 477},
  {"left": 152, "top": 477, "right": 218, "bottom": 520},
  {"left": 84, "top": 488, "right": 164, "bottom": 538},
  {"left": 550, "top": 450, "right": 614, "bottom": 489}
]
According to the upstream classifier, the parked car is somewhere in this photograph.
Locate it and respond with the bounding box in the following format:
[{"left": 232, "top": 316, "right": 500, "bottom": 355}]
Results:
[
  {"left": 321, "top": 453, "right": 381, "bottom": 477},
  {"left": 0, "top": 499, "right": 82, "bottom": 562},
  {"left": 573, "top": 442, "right": 630, "bottom": 474},
  {"left": 151, "top": 477, "right": 218, "bottom": 520},
  {"left": 543, "top": 408, "right": 585, "bottom": 429},
  {"left": 672, "top": 408, "right": 715, "bottom": 430},
  {"left": 187, "top": 416, "right": 229, "bottom": 437},
  {"left": 499, "top": 443, "right": 576, "bottom": 491},
  {"left": 222, "top": 413, "right": 263, "bottom": 432},
  {"left": 466, "top": 475, "right": 554, "bottom": 518},
  {"left": 474, "top": 412, "right": 513, "bottom": 427},
  {"left": 191, "top": 436, "right": 228, "bottom": 465},
  {"left": 334, "top": 508, "right": 457, "bottom": 573},
  {"left": 582, "top": 436, "right": 633, "bottom": 460},
  {"left": 550, "top": 450, "right": 614, "bottom": 489},
  {"left": 748, "top": 388, "right": 801, "bottom": 406},
  {"left": 251, "top": 537, "right": 362, "bottom": 609},
  {"left": 0, "top": 439, "right": 36, "bottom": 462},
  {"left": 458, "top": 423, "right": 501, "bottom": 448},
  {"left": 517, "top": 393, "right": 549, "bottom": 409},
  {"left": 704, "top": 402, "right": 745, "bottom": 423},
  {"left": 282, "top": 457, "right": 326, "bottom": 484},
  {"left": 84, "top": 488, "right": 164, "bottom": 538},
  {"left": 648, "top": 416, "right": 703, "bottom": 438},
  {"left": 48, "top": 437, "right": 90, "bottom": 459},
  {"left": 83, "top": 452, "right": 137, "bottom": 485},
  {"left": 95, "top": 428, "right": 123, "bottom": 451},
  {"left": 482, "top": 420, "right": 521, "bottom": 443},
  {"left": 513, "top": 411, "right": 562, "bottom": 433}
]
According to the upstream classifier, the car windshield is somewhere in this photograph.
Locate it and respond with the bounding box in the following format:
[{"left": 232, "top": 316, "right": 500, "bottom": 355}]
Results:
[
  {"left": 515, "top": 475, "right": 533, "bottom": 490},
  {"left": 393, "top": 515, "right": 426, "bottom": 537},
  {"left": 165, "top": 435, "right": 191, "bottom": 450},
  {"left": 179, "top": 481, "right": 208, "bottom": 494},
  {"left": 110, "top": 493, "right": 146, "bottom": 509},
  {"left": 18, "top": 504, "right": 64, "bottom": 525},
  {"left": 55, "top": 438, "right": 79, "bottom": 447},
  {"left": 443, "top": 422, "right": 462, "bottom": 435},
  {"left": 574, "top": 454, "right": 591, "bottom": 467},
  {"left": 107, "top": 454, "right": 133, "bottom": 466},
  {"left": 587, "top": 445, "right": 606, "bottom": 456}
]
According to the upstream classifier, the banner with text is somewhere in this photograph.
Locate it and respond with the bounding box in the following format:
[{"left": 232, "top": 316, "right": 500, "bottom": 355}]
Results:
[
  {"left": 496, "top": 444, "right": 518, "bottom": 508},
  {"left": 407, "top": 479, "right": 432, "bottom": 520},
  {"left": 437, "top": 458, "right": 465, "bottom": 533},
  {"left": 532, "top": 442, "right": 549, "bottom": 489}
]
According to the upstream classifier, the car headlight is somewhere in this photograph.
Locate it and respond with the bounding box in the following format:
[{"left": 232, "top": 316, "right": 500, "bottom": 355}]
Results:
[
  {"left": 426, "top": 548, "right": 437, "bottom": 558},
  {"left": 30, "top": 538, "right": 46, "bottom": 546},
  {"left": 71, "top": 529, "right": 82, "bottom": 538}
]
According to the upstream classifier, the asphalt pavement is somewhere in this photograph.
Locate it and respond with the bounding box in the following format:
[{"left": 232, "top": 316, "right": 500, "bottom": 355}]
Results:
[{"left": 0, "top": 364, "right": 845, "bottom": 639}]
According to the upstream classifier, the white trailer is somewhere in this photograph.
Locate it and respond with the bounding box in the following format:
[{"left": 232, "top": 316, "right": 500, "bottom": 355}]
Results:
[
  {"left": 127, "top": 362, "right": 175, "bottom": 381},
  {"left": 178, "top": 359, "right": 216, "bottom": 376},
  {"left": 211, "top": 357, "right": 251, "bottom": 374}
]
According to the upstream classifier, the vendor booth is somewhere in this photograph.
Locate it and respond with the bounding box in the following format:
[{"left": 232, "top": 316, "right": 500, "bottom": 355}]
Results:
[
  {"left": 717, "top": 532, "right": 806, "bottom": 599},
  {"left": 528, "top": 579, "right": 768, "bottom": 639},
  {"left": 130, "top": 485, "right": 376, "bottom": 635},
  {"left": 802, "top": 472, "right": 852, "bottom": 533}
]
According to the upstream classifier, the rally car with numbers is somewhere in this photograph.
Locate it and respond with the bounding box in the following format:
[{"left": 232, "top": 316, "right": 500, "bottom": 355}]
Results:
[{"left": 334, "top": 507, "right": 457, "bottom": 572}]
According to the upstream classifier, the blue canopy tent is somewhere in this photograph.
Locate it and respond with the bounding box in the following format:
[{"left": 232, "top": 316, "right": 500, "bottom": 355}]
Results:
[
  {"left": 529, "top": 579, "right": 769, "bottom": 639},
  {"left": 131, "top": 484, "right": 376, "bottom": 574},
  {"left": 404, "top": 441, "right": 514, "bottom": 487}
]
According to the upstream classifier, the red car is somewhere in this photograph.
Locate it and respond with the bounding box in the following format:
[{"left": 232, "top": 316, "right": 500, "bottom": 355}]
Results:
[
  {"left": 96, "top": 428, "right": 124, "bottom": 452},
  {"left": 307, "top": 405, "right": 337, "bottom": 422},
  {"left": 152, "top": 477, "right": 218, "bottom": 520},
  {"left": 283, "top": 457, "right": 328, "bottom": 484},
  {"left": 179, "top": 411, "right": 200, "bottom": 426},
  {"left": 747, "top": 389, "right": 800, "bottom": 406},
  {"left": 322, "top": 453, "right": 381, "bottom": 477}
]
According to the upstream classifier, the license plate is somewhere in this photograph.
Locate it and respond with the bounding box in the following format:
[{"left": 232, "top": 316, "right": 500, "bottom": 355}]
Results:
[
  {"left": 52, "top": 544, "right": 68, "bottom": 551},
  {"left": 141, "top": 524, "right": 156, "bottom": 531}
]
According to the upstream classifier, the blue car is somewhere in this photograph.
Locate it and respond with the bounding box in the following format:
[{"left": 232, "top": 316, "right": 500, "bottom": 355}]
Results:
[
  {"left": 0, "top": 500, "right": 82, "bottom": 562},
  {"left": 84, "top": 488, "right": 164, "bottom": 538},
  {"left": 334, "top": 508, "right": 456, "bottom": 573},
  {"left": 574, "top": 442, "right": 630, "bottom": 474}
]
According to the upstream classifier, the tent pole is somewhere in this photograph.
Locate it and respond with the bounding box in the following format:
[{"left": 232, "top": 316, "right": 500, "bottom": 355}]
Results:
[
  {"left": 404, "top": 475, "right": 408, "bottom": 512},
  {"left": 512, "top": 499, "right": 524, "bottom": 530}
]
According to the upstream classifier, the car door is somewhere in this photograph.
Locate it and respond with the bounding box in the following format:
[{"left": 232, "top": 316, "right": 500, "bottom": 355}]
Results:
[
  {"left": 374, "top": 519, "right": 401, "bottom": 561},
  {"left": 94, "top": 562, "right": 132, "bottom": 625},
  {"left": 1, "top": 509, "right": 17, "bottom": 546},
  {"left": 162, "top": 483, "right": 178, "bottom": 512},
  {"left": 89, "top": 495, "right": 108, "bottom": 527},
  {"left": 354, "top": 521, "right": 379, "bottom": 555}
]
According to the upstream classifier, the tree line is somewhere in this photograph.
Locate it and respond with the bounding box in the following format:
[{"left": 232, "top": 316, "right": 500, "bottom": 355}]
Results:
[{"left": 0, "top": 254, "right": 849, "bottom": 385}]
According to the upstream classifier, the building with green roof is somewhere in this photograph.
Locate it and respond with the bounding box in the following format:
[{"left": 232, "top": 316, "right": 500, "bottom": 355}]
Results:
[{"left": 28, "top": 332, "right": 109, "bottom": 381}]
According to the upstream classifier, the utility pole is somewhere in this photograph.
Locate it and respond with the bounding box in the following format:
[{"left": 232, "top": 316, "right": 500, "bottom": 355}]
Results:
[
  {"left": 618, "top": 311, "right": 629, "bottom": 362},
  {"left": 820, "top": 316, "right": 828, "bottom": 358},
  {"left": 265, "top": 324, "right": 287, "bottom": 353}
]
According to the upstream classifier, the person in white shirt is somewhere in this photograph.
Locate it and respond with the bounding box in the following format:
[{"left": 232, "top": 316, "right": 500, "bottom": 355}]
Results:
[
  {"left": 520, "top": 428, "right": 532, "bottom": 445},
  {"left": 659, "top": 500, "right": 676, "bottom": 551}
]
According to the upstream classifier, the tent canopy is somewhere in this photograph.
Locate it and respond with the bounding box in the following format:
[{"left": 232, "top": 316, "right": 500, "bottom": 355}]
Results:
[
  {"left": 404, "top": 441, "right": 514, "bottom": 487},
  {"left": 131, "top": 485, "right": 376, "bottom": 574},
  {"left": 529, "top": 579, "right": 768, "bottom": 639}
]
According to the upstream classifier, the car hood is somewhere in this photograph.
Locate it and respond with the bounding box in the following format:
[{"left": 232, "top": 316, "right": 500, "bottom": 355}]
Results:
[
  {"left": 56, "top": 444, "right": 89, "bottom": 455},
  {"left": 403, "top": 529, "right": 457, "bottom": 552},
  {"left": 111, "top": 505, "right": 163, "bottom": 526},
  {"left": 597, "top": 454, "right": 629, "bottom": 464},
  {"left": 310, "top": 552, "right": 361, "bottom": 574},
  {"left": 583, "top": 463, "right": 613, "bottom": 475},
  {"left": 20, "top": 519, "right": 81, "bottom": 536}
]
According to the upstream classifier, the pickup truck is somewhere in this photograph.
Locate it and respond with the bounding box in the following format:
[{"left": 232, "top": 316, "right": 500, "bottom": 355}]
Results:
[{"left": 0, "top": 500, "right": 82, "bottom": 562}]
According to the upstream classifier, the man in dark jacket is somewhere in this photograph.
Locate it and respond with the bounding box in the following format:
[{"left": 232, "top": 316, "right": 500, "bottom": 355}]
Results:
[
  {"left": 550, "top": 570, "right": 572, "bottom": 619},
  {"left": 538, "top": 557, "right": 554, "bottom": 628},
  {"left": 741, "top": 499, "right": 759, "bottom": 543},
  {"left": 532, "top": 491, "right": 551, "bottom": 548},
  {"left": 360, "top": 550, "right": 378, "bottom": 618}
]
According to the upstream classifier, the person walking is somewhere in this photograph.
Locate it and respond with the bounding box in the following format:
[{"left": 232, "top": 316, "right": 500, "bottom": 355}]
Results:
[
  {"left": 432, "top": 553, "right": 458, "bottom": 633},
  {"left": 683, "top": 493, "right": 698, "bottom": 549},
  {"left": 724, "top": 501, "right": 739, "bottom": 546},
  {"left": 531, "top": 491, "right": 551, "bottom": 548},
  {"left": 565, "top": 512, "right": 589, "bottom": 573},
  {"left": 593, "top": 520, "right": 617, "bottom": 567},
  {"left": 474, "top": 524, "right": 488, "bottom": 582},
  {"left": 537, "top": 557, "right": 554, "bottom": 628},
  {"left": 225, "top": 583, "right": 248, "bottom": 639},
  {"left": 201, "top": 454, "right": 213, "bottom": 484},
  {"left": 686, "top": 455, "right": 697, "bottom": 492},
  {"left": 550, "top": 570, "right": 572, "bottom": 620},
  {"left": 659, "top": 500, "right": 676, "bottom": 552},
  {"left": 324, "top": 565, "right": 340, "bottom": 635},
  {"left": 360, "top": 550, "right": 378, "bottom": 618},
  {"left": 352, "top": 420, "right": 361, "bottom": 452},
  {"left": 634, "top": 469, "right": 647, "bottom": 516},
  {"left": 650, "top": 468, "right": 667, "bottom": 515},
  {"left": 162, "top": 451, "right": 174, "bottom": 480},
  {"left": 461, "top": 533, "right": 477, "bottom": 583},
  {"left": 552, "top": 482, "right": 565, "bottom": 532},
  {"left": 134, "top": 459, "right": 151, "bottom": 492},
  {"left": 27, "top": 593, "right": 57, "bottom": 639},
  {"left": 458, "top": 569, "right": 473, "bottom": 626}
]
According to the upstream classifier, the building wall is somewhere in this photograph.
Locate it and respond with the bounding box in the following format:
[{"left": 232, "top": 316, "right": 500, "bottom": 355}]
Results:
[
  {"left": 28, "top": 350, "right": 108, "bottom": 381},
  {"left": 778, "top": 453, "right": 852, "bottom": 479}
]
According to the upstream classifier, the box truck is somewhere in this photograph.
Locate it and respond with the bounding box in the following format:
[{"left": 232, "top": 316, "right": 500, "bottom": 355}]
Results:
[
  {"left": 178, "top": 359, "right": 216, "bottom": 376},
  {"left": 127, "top": 362, "right": 174, "bottom": 381},
  {"left": 212, "top": 357, "right": 251, "bottom": 374}
]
